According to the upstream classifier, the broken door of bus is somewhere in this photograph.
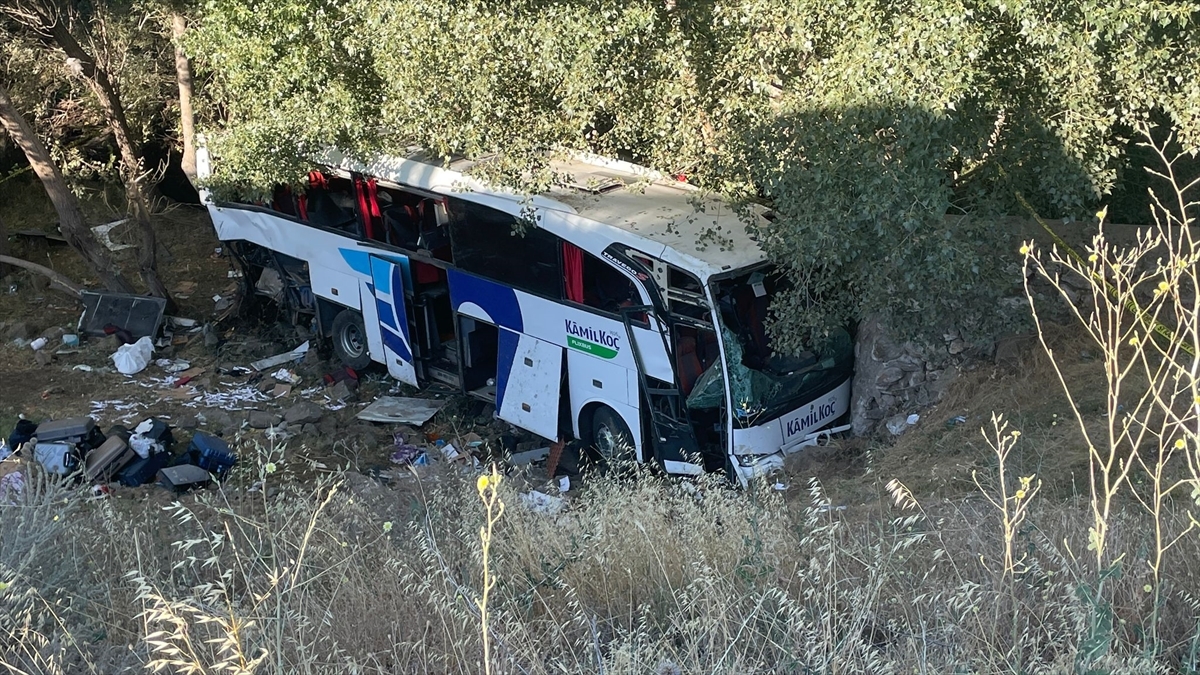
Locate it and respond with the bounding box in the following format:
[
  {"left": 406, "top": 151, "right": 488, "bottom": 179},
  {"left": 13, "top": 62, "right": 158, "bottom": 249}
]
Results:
[
  {"left": 369, "top": 256, "right": 418, "bottom": 386},
  {"left": 496, "top": 329, "right": 563, "bottom": 441}
]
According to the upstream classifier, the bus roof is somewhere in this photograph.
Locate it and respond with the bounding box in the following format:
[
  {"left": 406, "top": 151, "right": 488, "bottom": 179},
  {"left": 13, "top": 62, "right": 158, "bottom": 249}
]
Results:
[{"left": 327, "top": 149, "right": 771, "bottom": 280}]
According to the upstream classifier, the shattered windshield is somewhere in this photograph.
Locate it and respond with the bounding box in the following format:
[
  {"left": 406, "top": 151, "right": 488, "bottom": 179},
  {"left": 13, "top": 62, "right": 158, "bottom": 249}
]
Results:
[{"left": 695, "top": 265, "right": 853, "bottom": 425}]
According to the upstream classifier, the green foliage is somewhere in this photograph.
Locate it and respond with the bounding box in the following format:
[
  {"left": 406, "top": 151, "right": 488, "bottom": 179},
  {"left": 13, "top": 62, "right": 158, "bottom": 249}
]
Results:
[
  {"left": 0, "top": 1, "right": 177, "bottom": 183},
  {"left": 189, "top": 0, "right": 1200, "bottom": 341}
]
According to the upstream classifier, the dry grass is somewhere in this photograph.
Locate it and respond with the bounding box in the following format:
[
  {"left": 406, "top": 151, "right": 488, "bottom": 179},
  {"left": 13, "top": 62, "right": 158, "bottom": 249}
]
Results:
[{"left": 1, "top": 438, "right": 1197, "bottom": 674}]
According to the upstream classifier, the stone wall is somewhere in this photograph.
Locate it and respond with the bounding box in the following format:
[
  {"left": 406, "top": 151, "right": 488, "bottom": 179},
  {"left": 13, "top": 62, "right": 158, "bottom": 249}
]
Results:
[{"left": 849, "top": 317, "right": 998, "bottom": 436}]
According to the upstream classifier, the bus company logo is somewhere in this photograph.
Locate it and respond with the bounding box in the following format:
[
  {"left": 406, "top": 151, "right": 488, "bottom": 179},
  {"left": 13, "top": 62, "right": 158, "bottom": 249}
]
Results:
[
  {"left": 785, "top": 397, "right": 839, "bottom": 437},
  {"left": 603, "top": 251, "right": 650, "bottom": 282},
  {"left": 565, "top": 319, "right": 621, "bottom": 359}
]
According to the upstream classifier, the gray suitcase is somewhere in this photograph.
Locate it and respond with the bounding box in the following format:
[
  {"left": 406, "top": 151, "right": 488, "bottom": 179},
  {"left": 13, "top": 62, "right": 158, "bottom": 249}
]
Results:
[
  {"left": 34, "top": 441, "right": 78, "bottom": 475},
  {"left": 85, "top": 436, "right": 137, "bottom": 482},
  {"left": 36, "top": 417, "right": 97, "bottom": 444}
]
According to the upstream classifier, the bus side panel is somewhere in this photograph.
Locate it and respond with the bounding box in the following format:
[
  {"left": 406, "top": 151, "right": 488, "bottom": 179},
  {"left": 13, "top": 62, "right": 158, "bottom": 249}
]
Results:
[
  {"left": 207, "top": 205, "right": 365, "bottom": 311},
  {"left": 496, "top": 330, "right": 563, "bottom": 440},
  {"left": 358, "top": 279, "right": 386, "bottom": 366},
  {"left": 309, "top": 265, "right": 361, "bottom": 311},
  {"left": 566, "top": 350, "right": 644, "bottom": 458},
  {"left": 370, "top": 256, "right": 418, "bottom": 386}
]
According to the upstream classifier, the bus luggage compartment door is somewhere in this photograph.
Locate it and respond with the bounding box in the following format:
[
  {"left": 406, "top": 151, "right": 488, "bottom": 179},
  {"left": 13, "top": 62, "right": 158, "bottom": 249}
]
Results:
[
  {"left": 497, "top": 329, "right": 563, "bottom": 441},
  {"left": 369, "top": 256, "right": 418, "bottom": 386}
]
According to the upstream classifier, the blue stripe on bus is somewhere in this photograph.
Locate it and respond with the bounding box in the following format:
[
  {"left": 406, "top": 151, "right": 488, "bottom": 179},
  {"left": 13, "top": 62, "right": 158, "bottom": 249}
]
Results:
[
  {"left": 370, "top": 257, "right": 392, "bottom": 296},
  {"left": 447, "top": 270, "right": 523, "bottom": 333},
  {"left": 377, "top": 298, "right": 398, "bottom": 330},
  {"left": 339, "top": 248, "right": 372, "bottom": 276},
  {"left": 391, "top": 266, "right": 412, "bottom": 345},
  {"left": 381, "top": 325, "right": 411, "bottom": 362}
]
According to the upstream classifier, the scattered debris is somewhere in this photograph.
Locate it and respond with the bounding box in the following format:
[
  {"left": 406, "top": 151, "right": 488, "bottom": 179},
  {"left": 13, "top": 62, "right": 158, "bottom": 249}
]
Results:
[
  {"left": 946, "top": 415, "right": 968, "bottom": 428},
  {"left": 509, "top": 446, "right": 550, "bottom": 466},
  {"left": 390, "top": 438, "right": 425, "bottom": 466},
  {"left": 91, "top": 218, "right": 134, "bottom": 251},
  {"left": 520, "top": 490, "right": 565, "bottom": 515},
  {"left": 112, "top": 336, "right": 155, "bottom": 375},
  {"left": 79, "top": 290, "right": 167, "bottom": 339},
  {"left": 271, "top": 368, "right": 301, "bottom": 385},
  {"left": 440, "top": 443, "right": 466, "bottom": 464},
  {"left": 156, "top": 358, "right": 192, "bottom": 373},
  {"left": 558, "top": 476, "right": 571, "bottom": 493},
  {"left": 29, "top": 337, "right": 48, "bottom": 351},
  {"left": 251, "top": 341, "right": 310, "bottom": 371},
  {"left": 356, "top": 396, "right": 445, "bottom": 426},
  {"left": 184, "top": 386, "right": 269, "bottom": 411}
]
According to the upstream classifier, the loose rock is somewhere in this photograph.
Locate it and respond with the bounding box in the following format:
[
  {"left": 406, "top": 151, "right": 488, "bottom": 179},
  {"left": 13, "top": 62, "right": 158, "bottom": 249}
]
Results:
[
  {"left": 248, "top": 411, "right": 281, "bottom": 429},
  {"left": 283, "top": 401, "right": 324, "bottom": 426},
  {"left": 328, "top": 380, "right": 356, "bottom": 402}
]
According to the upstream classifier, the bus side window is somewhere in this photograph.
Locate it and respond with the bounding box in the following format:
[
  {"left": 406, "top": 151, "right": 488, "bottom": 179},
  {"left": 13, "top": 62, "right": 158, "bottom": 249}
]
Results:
[
  {"left": 448, "top": 198, "right": 561, "bottom": 298},
  {"left": 564, "top": 243, "right": 643, "bottom": 319},
  {"left": 305, "top": 173, "right": 361, "bottom": 237}
]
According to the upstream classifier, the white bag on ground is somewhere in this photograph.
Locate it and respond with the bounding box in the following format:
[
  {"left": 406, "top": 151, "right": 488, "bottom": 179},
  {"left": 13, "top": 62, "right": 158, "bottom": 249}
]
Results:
[{"left": 111, "top": 336, "right": 154, "bottom": 375}]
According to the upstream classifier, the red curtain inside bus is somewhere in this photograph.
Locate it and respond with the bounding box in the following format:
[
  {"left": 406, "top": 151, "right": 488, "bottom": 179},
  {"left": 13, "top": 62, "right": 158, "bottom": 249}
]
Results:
[{"left": 563, "top": 242, "right": 584, "bottom": 303}]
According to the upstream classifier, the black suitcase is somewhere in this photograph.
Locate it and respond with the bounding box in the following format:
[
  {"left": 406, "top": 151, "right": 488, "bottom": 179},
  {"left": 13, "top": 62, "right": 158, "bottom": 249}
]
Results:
[
  {"left": 134, "top": 418, "right": 175, "bottom": 449},
  {"left": 118, "top": 451, "right": 172, "bottom": 487}
]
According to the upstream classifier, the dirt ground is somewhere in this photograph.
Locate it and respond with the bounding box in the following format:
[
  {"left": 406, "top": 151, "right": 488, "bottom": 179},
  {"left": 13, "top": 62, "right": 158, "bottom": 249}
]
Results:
[{"left": 0, "top": 176, "right": 1121, "bottom": 511}]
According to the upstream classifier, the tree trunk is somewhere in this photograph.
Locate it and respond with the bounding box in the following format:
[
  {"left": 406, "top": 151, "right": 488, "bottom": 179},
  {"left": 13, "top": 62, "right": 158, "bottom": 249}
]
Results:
[
  {"left": 0, "top": 211, "right": 8, "bottom": 280},
  {"left": 48, "top": 18, "right": 174, "bottom": 308},
  {"left": 0, "top": 254, "right": 83, "bottom": 299},
  {"left": 172, "top": 13, "right": 197, "bottom": 183},
  {"left": 0, "top": 82, "right": 134, "bottom": 293}
]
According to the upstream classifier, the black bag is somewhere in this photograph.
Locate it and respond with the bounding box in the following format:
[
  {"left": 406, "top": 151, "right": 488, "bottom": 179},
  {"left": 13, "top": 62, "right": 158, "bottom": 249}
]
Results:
[
  {"left": 7, "top": 419, "right": 38, "bottom": 451},
  {"left": 118, "top": 452, "right": 172, "bottom": 487}
]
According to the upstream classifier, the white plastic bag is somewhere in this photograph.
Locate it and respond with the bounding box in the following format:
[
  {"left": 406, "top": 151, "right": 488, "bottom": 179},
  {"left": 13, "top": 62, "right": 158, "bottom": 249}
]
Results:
[
  {"left": 111, "top": 336, "right": 154, "bottom": 375},
  {"left": 128, "top": 419, "right": 162, "bottom": 459}
]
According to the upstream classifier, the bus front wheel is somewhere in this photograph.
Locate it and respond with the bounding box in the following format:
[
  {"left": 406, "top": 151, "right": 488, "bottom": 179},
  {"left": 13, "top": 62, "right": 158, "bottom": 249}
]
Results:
[
  {"left": 591, "top": 407, "right": 635, "bottom": 467},
  {"left": 331, "top": 310, "right": 371, "bottom": 370}
]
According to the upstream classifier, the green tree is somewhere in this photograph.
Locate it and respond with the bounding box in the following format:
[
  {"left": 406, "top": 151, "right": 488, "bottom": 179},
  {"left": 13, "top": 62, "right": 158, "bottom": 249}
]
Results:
[{"left": 188, "top": 0, "right": 1200, "bottom": 343}]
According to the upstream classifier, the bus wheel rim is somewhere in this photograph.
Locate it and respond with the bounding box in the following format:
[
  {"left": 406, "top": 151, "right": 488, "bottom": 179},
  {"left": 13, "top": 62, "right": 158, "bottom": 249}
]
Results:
[{"left": 341, "top": 323, "right": 363, "bottom": 357}]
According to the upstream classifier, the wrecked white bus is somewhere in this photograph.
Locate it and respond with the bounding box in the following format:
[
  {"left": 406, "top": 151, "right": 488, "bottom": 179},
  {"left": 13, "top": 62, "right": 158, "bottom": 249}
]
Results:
[{"left": 197, "top": 148, "right": 852, "bottom": 482}]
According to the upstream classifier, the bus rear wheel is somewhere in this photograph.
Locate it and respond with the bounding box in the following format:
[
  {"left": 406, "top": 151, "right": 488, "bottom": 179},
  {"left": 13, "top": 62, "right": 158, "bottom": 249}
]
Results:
[
  {"left": 591, "top": 406, "right": 635, "bottom": 469},
  {"left": 331, "top": 309, "right": 371, "bottom": 370}
]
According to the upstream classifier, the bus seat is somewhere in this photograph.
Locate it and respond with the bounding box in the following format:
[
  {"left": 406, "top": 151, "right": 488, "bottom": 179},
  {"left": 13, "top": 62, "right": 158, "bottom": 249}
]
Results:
[
  {"left": 676, "top": 335, "right": 703, "bottom": 396},
  {"left": 734, "top": 286, "right": 771, "bottom": 368},
  {"left": 416, "top": 199, "right": 449, "bottom": 251},
  {"left": 413, "top": 260, "right": 443, "bottom": 285},
  {"left": 383, "top": 204, "right": 419, "bottom": 248}
]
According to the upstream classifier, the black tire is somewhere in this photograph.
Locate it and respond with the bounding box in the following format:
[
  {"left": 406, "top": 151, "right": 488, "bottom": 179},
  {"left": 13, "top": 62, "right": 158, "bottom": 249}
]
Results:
[
  {"left": 591, "top": 406, "right": 636, "bottom": 466},
  {"left": 331, "top": 309, "right": 372, "bottom": 371}
]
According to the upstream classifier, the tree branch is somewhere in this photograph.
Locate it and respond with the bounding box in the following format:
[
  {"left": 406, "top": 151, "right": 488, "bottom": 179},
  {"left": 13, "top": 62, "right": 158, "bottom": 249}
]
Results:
[{"left": 0, "top": 254, "right": 84, "bottom": 299}]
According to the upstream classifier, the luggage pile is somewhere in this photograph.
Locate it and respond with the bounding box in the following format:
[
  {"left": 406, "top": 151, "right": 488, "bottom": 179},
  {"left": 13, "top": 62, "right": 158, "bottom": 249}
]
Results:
[{"left": 4, "top": 415, "right": 238, "bottom": 493}]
